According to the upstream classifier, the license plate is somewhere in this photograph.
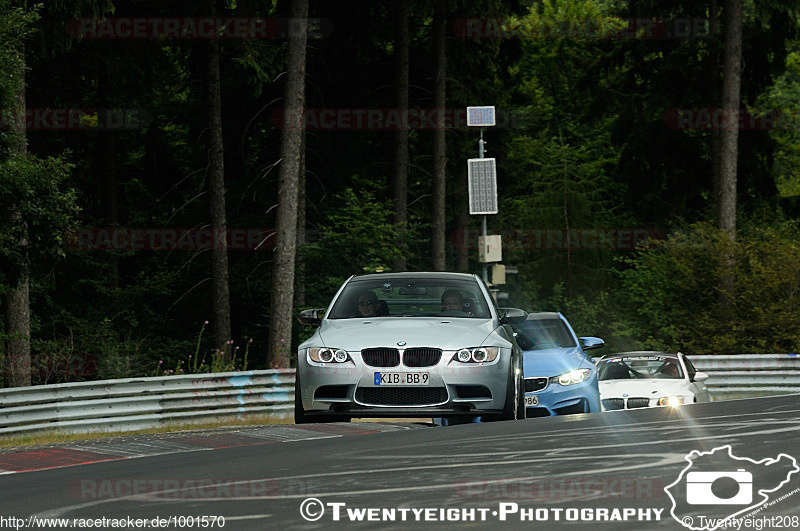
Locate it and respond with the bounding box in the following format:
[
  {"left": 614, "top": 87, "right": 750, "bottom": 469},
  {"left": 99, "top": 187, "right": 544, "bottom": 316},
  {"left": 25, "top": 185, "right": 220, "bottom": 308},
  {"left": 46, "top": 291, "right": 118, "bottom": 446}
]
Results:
[
  {"left": 374, "top": 372, "right": 429, "bottom": 386},
  {"left": 525, "top": 395, "right": 539, "bottom": 406}
]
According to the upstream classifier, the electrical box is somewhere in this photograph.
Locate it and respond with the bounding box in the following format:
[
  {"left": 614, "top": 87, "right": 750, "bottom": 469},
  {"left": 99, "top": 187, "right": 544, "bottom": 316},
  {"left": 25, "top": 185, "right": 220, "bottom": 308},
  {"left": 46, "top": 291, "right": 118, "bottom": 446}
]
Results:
[
  {"left": 491, "top": 264, "right": 506, "bottom": 285},
  {"left": 478, "top": 234, "right": 502, "bottom": 263}
]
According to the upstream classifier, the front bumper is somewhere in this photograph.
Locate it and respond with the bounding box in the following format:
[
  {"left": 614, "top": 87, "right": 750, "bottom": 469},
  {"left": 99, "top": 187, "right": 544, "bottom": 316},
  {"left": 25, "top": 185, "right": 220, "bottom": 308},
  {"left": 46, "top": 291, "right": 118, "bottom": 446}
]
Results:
[
  {"left": 297, "top": 349, "right": 512, "bottom": 418},
  {"left": 524, "top": 377, "right": 600, "bottom": 417},
  {"left": 599, "top": 395, "right": 691, "bottom": 411}
]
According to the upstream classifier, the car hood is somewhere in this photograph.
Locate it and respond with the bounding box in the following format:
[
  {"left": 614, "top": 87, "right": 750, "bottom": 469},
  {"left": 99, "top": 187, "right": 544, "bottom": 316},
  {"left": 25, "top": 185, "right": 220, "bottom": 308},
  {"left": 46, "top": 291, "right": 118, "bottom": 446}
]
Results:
[
  {"left": 315, "top": 318, "right": 503, "bottom": 351},
  {"left": 598, "top": 379, "right": 689, "bottom": 398},
  {"left": 522, "top": 347, "right": 591, "bottom": 377}
]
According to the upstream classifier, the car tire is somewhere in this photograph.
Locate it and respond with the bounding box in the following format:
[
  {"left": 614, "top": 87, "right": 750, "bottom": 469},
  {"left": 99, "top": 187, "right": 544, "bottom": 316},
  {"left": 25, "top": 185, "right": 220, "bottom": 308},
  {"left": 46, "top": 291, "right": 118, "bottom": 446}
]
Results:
[
  {"left": 512, "top": 359, "right": 525, "bottom": 420},
  {"left": 501, "top": 369, "right": 519, "bottom": 420},
  {"left": 294, "top": 378, "right": 310, "bottom": 424},
  {"left": 487, "top": 362, "right": 523, "bottom": 421},
  {"left": 294, "top": 379, "right": 349, "bottom": 424}
]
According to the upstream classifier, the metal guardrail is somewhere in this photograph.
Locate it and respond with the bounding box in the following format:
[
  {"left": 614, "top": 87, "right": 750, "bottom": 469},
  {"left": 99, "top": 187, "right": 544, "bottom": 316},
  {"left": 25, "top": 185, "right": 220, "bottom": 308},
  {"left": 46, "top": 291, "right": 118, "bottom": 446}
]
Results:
[
  {"left": 0, "top": 369, "right": 295, "bottom": 436},
  {"left": 690, "top": 354, "right": 800, "bottom": 400},
  {"left": 1, "top": 355, "right": 798, "bottom": 437}
]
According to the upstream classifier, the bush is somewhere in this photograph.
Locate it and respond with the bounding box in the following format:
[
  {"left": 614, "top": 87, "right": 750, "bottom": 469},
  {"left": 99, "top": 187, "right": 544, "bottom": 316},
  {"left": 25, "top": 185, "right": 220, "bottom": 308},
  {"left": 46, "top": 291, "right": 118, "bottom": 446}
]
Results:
[{"left": 617, "top": 221, "right": 800, "bottom": 355}]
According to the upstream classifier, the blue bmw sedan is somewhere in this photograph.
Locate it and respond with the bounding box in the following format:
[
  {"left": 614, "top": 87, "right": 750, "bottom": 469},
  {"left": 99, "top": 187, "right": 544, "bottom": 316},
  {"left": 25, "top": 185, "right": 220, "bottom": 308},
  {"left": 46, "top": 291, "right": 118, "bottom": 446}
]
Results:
[{"left": 511, "top": 312, "right": 604, "bottom": 417}]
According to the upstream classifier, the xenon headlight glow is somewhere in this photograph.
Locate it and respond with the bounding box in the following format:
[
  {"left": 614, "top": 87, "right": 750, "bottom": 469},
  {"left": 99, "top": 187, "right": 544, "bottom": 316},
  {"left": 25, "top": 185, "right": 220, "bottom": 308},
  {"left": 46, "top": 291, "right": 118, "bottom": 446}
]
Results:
[
  {"left": 472, "top": 348, "right": 488, "bottom": 362},
  {"left": 452, "top": 347, "right": 500, "bottom": 363},
  {"left": 554, "top": 368, "right": 591, "bottom": 386},
  {"left": 657, "top": 396, "right": 685, "bottom": 407},
  {"left": 308, "top": 347, "right": 350, "bottom": 363}
]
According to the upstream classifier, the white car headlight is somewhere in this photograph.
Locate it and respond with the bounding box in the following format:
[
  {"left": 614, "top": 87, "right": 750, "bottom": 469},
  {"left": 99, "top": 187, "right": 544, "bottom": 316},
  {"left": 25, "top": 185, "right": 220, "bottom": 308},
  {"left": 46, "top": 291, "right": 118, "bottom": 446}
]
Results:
[
  {"left": 451, "top": 347, "right": 499, "bottom": 363},
  {"left": 554, "top": 368, "right": 591, "bottom": 386},
  {"left": 657, "top": 396, "right": 685, "bottom": 407},
  {"left": 308, "top": 347, "right": 350, "bottom": 364}
]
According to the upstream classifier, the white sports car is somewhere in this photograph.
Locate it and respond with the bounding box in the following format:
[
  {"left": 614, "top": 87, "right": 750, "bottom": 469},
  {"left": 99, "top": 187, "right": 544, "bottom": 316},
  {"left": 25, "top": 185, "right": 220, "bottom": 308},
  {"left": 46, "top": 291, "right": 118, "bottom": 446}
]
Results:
[{"left": 595, "top": 351, "right": 711, "bottom": 410}]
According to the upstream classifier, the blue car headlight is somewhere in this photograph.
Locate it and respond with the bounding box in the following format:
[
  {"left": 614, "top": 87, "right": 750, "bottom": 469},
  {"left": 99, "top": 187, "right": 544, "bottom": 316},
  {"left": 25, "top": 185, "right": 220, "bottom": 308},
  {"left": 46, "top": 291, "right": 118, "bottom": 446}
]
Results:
[{"left": 553, "top": 368, "right": 591, "bottom": 386}]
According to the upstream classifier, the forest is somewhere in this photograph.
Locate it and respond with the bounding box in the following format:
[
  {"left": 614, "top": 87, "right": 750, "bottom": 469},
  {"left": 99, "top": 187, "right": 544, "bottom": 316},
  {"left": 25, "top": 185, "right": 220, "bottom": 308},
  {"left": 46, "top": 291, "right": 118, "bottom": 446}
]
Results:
[{"left": 1, "top": 0, "right": 800, "bottom": 388}]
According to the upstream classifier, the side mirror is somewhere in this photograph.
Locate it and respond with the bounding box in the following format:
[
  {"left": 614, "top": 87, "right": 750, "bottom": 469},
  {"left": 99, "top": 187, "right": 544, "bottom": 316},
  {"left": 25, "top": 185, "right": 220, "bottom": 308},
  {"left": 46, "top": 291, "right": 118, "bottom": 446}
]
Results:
[
  {"left": 693, "top": 371, "right": 709, "bottom": 383},
  {"left": 580, "top": 336, "right": 605, "bottom": 351},
  {"left": 499, "top": 308, "right": 528, "bottom": 325},
  {"left": 297, "top": 308, "right": 325, "bottom": 326}
]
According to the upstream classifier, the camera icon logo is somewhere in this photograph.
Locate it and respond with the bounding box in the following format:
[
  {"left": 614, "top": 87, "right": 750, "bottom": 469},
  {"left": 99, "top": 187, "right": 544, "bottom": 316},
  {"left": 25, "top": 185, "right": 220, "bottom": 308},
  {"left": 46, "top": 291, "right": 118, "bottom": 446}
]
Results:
[{"left": 686, "top": 469, "right": 753, "bottom": 505}]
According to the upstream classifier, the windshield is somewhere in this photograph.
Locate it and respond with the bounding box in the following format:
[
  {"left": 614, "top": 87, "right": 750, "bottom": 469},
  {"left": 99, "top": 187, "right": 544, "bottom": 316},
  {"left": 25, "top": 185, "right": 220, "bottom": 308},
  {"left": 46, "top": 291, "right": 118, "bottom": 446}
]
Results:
[
  {"left": 514, "top": 318, "right": 577, "bottom": 349},
  {"left": 597, "top": 355, "right": 684, "bottom": 380},
  {"left": 327, "top": 278, "right": 492, "bottom": 319}
]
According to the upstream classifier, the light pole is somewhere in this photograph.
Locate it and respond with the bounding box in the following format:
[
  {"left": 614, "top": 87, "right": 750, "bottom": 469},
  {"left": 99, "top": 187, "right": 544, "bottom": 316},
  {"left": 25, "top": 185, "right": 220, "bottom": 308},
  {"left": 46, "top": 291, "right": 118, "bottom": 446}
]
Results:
[{"left": 466, "top": 106, "right": 498, "bottom": 283}]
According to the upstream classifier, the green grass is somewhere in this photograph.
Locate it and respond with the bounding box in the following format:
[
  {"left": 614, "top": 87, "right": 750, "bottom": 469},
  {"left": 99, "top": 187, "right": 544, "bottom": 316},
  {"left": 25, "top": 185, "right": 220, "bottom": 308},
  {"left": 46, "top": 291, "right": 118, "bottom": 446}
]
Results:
[
  {"left": 0, "top": 416, "right": 431, "bottom": 450},
  {"left": 0, "top": 416, "right": 294, "bottom": 449}
]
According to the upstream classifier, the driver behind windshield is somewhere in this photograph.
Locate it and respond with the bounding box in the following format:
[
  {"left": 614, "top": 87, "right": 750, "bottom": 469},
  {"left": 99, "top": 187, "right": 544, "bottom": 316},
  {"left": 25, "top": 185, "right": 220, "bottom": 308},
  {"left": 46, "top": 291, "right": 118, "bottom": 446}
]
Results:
[
  {"left": 357, "top": 291, "right": 380, "bottom": 317},
  {"left": 657, "top": 360, "right": 681, "bottom": 378},
  {"left": 441, "top": 289, "right": 464, "bottom": 312}
]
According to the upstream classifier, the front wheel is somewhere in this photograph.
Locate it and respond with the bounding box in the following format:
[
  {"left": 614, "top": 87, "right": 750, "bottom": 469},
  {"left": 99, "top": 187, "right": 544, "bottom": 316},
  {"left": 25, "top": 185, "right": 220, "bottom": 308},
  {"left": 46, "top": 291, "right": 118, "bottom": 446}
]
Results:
[
  {"left": 487, "top": 364, "right": 524, "bottom": 421},
  {"left": 294, "top": 378, "right": 310, "bottom": 424},
  {"left": 517, "top": 376, "right": 527, "bottom": 419},
  {"left": 510, "top": 366, "right": 525, "bottom": 420}
]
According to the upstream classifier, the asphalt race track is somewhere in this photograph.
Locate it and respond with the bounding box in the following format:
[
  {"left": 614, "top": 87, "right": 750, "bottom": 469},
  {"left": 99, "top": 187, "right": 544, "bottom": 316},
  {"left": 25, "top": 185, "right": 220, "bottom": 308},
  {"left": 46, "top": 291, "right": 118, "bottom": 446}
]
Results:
[{"left": 1, "top": 395, "right": 800, "bottom": 530}]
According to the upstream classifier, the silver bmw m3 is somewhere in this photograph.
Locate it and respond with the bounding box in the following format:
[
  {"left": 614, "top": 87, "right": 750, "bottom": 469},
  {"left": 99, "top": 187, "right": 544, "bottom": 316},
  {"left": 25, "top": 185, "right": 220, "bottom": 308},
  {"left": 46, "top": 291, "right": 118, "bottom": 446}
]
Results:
[{"left": 294, "top": 272, "right": 527, "bottom": 423}]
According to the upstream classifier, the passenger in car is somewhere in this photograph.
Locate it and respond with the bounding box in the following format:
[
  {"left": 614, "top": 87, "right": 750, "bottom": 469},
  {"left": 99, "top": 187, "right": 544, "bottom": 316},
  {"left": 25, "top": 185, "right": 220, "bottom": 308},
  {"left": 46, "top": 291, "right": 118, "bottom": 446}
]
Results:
[
  {"left": 605, "top": 363, "right": 631, "bottom": 380},
  {"left": 657, "top": 360, "right": 680, "bottom": 378},
  {"left": 375, "top": 300, "right": 390, "bottom": 316},
  {"left": 357, "top": 291, "right": 389, "bottom": 317}
]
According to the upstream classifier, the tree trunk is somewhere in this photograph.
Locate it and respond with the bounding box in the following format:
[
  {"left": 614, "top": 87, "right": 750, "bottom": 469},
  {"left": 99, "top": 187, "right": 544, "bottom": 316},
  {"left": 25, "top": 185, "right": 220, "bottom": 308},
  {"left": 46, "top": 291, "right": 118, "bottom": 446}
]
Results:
[
  {"left": 710, "top": 0, "right": 722, "bottom": 223},
  {"left": 717, "top": 0, "right": 743, "bottom": 310},
  {"left": 431, "top": 0, "right": 447, "bottom": 271},
  {"left": 3, "top": 278, "right": 30, "bottom": 388},
  {"left": 294, "top": 133, "right": 306, "bottom": 309},
  {"left": 267, "top": 0, "right": 308, "bottom": 369},
  {"left": 206, "top": 0, "right": 232, "bottom": 357},
  {"left": 96, "top": 130, "right": 119, "bottom": 289},
  {"left": 391, "top": 0, "right": 409, "bottom": 272},
  {"left": 3, "top": 46, "right": 31, "bottom": 388},
  {"left": 560, "top": 130, "right": 572, "bottom": 295},
  {"left": 718, "top": 0, "right": 742, "bottom": 236},
  {"left": 456, "top": 153, "right": 470, "bottom": 273}
]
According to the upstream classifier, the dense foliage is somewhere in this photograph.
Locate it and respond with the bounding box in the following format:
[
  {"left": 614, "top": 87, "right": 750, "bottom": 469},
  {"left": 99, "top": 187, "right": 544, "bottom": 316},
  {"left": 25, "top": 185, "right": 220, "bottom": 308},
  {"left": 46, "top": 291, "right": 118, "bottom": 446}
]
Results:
[{"left": 1, "top": 0, "right": 800, "bottom": 385}]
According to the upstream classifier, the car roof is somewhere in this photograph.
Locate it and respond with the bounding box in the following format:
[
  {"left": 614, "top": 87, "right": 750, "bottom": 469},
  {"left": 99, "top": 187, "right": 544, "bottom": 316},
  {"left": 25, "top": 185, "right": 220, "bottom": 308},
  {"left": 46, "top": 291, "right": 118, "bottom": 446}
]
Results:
[
  {"left": 525, "top": 311, "right": 561, "bottom": 320},
  {"left": 603, "top": 351, "right": 679, "bottom": 359},
  {"left": 348, "top": 272, "right": 479, "bottom": 282}
]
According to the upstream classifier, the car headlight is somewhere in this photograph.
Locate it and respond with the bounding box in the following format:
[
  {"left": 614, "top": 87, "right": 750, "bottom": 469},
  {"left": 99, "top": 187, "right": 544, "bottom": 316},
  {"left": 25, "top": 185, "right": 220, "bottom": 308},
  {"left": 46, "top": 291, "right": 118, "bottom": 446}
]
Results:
[
  {"left": 657, "top": 396, "right": 685, "bottom": 407},
  {"left": 452, "top": 347, "right": 499, "bottom": 363},
  {"left": 308, "top": 347, "right": 350, "bottom": 363},
  {"left": 553, "top": 368, "right": 591, "bottom": 386}
]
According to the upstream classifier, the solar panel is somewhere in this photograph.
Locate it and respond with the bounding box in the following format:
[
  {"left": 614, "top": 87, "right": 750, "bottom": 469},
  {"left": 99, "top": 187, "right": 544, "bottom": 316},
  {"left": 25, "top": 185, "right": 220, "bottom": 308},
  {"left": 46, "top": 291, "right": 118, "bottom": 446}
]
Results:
[
  {"left": 466, "top": 106, "right": 496, "bottom": 127},
  {"left": 467, "top": 158, "right": 498, "bottom": 214}
]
